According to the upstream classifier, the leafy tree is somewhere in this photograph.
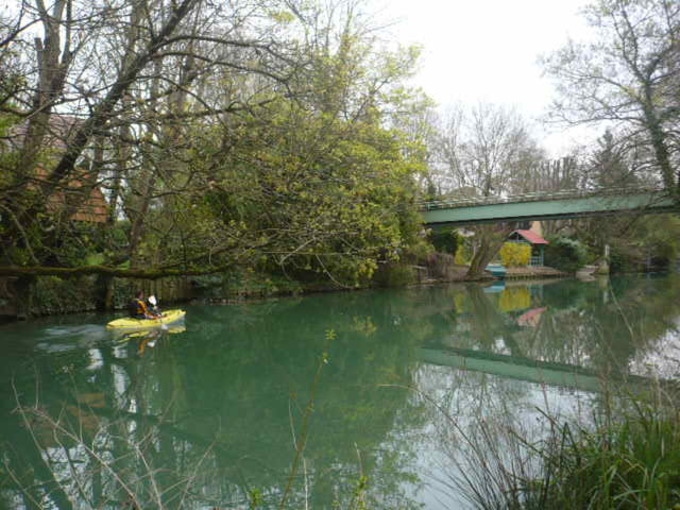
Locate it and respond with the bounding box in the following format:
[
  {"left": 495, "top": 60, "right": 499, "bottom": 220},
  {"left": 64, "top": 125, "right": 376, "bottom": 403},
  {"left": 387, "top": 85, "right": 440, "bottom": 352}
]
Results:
[
  {"left": 588, "top": 129, "right": 641, "bottom": 189},
  {"left": 607, "top": 213, "right": 680, "bottom": 272},
  {"left": 186, "top": 100, "right": 428, "bottom": 286},
  {"left": 0, "top": 0, "right": 431, "bottom": 309},
  {"left": 543, "top": 0, "right": 680, "bottom": 198},
  {"left": 431, "top": 104, "right": 541, "bottom": 277}
]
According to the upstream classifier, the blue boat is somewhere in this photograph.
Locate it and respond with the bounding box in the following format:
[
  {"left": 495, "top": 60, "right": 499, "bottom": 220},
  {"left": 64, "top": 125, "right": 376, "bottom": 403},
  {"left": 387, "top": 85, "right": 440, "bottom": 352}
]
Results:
[{"left": 485, "top": 264, "right": 507, "bottom": 278}]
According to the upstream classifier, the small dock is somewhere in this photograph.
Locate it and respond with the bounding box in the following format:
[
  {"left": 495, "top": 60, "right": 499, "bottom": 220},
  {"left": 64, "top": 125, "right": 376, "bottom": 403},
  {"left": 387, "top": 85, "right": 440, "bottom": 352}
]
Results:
[{"left": 504, "top": 266, "right": 567, "bottom": 279}]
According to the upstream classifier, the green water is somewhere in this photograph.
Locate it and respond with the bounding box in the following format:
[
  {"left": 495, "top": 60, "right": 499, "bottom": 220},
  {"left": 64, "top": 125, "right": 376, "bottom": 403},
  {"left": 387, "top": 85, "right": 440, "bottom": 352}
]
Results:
[{"left": 1, "top": 275, "right": 679, "bottom": 509}]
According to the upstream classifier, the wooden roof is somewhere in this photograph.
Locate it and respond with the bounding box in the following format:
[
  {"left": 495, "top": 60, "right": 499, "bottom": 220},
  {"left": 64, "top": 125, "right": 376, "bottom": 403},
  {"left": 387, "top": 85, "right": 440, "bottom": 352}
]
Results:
[{"left": 509, "top": 229, "right": 549, "bottom": 245}]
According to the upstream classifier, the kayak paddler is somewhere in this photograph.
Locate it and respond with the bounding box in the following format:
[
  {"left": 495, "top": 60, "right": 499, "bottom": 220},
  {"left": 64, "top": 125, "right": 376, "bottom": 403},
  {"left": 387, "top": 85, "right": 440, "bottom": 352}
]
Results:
[{"left": 128, "top": 291, "right": 160, "bottom": 319}]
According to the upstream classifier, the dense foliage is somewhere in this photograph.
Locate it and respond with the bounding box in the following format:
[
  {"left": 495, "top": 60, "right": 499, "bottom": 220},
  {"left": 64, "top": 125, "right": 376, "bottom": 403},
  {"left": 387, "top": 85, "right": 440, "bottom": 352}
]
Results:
[
  {"left": 0, "top": 0, "right": 431, "bottom": 310},
  {"left": 606, "top": 214, "right": 680, "bottom": 273},
  {"left": 544, "top": 237, "right": 588, "bottom": 273},
  {"left": 429, "top": 228, "right": 459, "bottom": 254},
  {"left": 185, "top": 104, "right": 429, "bottom": 286},
  {"left": 2, "top": 0, "right": 679, "bottom": 315}
]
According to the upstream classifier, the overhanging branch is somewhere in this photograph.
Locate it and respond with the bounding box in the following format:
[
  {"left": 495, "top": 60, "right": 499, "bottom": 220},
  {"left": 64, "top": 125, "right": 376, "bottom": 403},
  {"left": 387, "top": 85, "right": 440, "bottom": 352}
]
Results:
[{"left": 0, "top": 264, "right": 231, "bottom": 279}]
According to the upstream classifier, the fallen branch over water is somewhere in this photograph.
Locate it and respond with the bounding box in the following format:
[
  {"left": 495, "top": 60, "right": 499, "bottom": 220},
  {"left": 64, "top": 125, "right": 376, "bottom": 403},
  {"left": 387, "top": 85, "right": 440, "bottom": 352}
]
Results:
[{"left": 0, "top": 265, "right": 231, "bottom": 279}]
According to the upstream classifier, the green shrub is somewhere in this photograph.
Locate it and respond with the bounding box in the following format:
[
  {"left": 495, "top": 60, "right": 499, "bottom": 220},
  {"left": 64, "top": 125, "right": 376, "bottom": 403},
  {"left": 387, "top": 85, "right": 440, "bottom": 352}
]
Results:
[
  {"left": 437, "top": 387, "right": 680, "bottom": 510},
  {"left": 545, "top": 237, "right": 587, "bottom": 272},
  {"left": 609, "top": 241, "right": 673, "bottom": 273},
  {"left": 372, "top": 262, "right": 416, "bottom": 287},
  {"left": 499, "top": 242, "right": 531, "bottom": 267},
  {"left": 191, "top": 270, "right": 303, "bottom": 299},
  {"left": 610, "top": 244, "right": 644, "bottom": 273},
  {"left": 32, "top": 276, "right": 98, "bottom": 314},
  {"left": 429, "top": 228, "right": 459, "bottom": 254},
  {"left": 526, "top": 398, "right": 680, "bottom": 509},
  {"left": 454, "top": 239, "right": 470, "bottom": 265}
]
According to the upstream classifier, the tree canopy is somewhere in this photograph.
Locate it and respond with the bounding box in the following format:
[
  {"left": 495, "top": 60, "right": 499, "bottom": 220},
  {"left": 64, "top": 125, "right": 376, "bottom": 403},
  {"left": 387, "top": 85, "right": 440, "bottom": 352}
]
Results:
[
  {"left": 0, "top": 0, "right": 429, "bottom": 297},
  {"left": 543, "top": 0, "right": 680, "bottom": 197}
]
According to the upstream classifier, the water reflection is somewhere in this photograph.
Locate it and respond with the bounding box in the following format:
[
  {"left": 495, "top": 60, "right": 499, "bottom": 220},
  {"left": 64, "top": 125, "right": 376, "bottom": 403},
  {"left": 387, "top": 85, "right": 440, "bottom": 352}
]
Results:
[
  {"left": 0, "top": 275, "right": 679, "bottom": 508},
  {"left": 113, "top": 325, "right": 187, "bottom": 356}
]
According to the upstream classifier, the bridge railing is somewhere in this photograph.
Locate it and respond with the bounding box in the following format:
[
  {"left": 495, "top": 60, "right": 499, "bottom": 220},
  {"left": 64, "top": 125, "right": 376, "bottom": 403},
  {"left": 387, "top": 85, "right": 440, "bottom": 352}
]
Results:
[{"left": 418, "top": 185, "right": 668, "bottom": 211}]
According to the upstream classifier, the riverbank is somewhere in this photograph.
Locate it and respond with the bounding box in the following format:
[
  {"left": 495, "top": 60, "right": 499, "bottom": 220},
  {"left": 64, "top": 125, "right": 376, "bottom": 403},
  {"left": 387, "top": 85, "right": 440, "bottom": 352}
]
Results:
[
  {"left": 418, "top": 263, "right": 568, "bottom": 285},
  {"left": 546, "top": 395, "right": 680, "bottom": 509},
  {"left": 0, "top": 262, "right": 572, "bottom": 322},
  {"left": 445, "top": 384, "right": 680, "bottom": 509}
]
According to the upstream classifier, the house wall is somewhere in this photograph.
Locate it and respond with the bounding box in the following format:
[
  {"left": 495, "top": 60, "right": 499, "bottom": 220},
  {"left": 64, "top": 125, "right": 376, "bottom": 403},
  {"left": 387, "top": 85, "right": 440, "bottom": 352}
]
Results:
[{"left": 529, "top": 221, "right": 543, "bottom": 237}]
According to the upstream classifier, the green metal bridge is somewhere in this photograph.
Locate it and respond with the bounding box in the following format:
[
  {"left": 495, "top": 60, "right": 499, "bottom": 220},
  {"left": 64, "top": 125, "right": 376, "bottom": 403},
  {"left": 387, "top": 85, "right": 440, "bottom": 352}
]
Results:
[
  {"left": 419, "top": 346, "right": 674, "bottom": 393},
  {"left": 421, "top": 187, "right": 678, "bottom": 227}
]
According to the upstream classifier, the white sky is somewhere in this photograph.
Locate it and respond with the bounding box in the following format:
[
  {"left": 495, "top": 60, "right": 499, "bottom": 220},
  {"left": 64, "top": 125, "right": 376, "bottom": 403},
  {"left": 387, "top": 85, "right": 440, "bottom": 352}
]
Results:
[{"left": 374, "top": 0, "right": 597, "bottom": 156}]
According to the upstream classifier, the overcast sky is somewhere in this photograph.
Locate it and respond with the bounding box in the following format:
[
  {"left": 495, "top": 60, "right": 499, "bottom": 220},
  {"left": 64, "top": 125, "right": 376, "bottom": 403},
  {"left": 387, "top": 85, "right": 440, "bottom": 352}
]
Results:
[{"left": 375, "top": 0, "right": 596, "bottom": 156}]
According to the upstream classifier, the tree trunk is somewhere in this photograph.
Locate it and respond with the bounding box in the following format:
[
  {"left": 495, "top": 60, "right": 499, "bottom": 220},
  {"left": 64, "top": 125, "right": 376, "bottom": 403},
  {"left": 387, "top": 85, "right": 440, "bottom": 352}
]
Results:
[
  {"left": 466, "top": 225, "right": 511, "bottom": 279},
  {"left": 466, "top": 241, "right": 497, "bottom": 278},
  {"left": 94, "top": 273, "right": 115, "bottom": 311},
  {"left": 14, "top": 275, "right": 35, "bottom": 320},
  {"left": 16, "top": 0, "right": 72, "bottom": 180},
  {"left": 642, "top": 105, "right": 676, "bottom": 199}
]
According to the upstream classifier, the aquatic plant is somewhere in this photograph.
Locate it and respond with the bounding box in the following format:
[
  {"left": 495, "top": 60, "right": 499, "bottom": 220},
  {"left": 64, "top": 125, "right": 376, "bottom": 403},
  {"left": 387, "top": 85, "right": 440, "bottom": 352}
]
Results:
[{"left": 530, "top": 394, "right": 680, "bottom": 509}]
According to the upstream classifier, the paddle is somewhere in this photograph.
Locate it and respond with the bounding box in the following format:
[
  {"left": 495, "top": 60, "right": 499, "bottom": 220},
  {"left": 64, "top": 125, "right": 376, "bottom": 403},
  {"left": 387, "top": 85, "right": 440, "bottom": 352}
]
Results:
[{"left": 147, "top": 295, "right": 164, "bottom": 318}]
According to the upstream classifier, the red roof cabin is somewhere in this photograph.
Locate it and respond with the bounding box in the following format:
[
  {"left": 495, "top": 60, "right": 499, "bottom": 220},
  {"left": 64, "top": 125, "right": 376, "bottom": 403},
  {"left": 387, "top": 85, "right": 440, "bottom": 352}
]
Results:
[{"left": 508, "top": 229, "right": 549, "bottom": 266}]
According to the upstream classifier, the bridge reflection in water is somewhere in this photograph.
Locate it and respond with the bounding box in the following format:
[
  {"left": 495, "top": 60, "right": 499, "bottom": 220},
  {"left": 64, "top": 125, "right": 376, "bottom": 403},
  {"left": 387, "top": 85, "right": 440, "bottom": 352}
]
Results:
[{"left": 419, "top": 346, "right": 667, "bottom": 394}]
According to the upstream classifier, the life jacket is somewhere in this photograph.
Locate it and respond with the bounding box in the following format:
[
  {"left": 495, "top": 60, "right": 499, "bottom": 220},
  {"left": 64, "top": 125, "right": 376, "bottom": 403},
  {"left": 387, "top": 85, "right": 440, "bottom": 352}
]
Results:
[{"left": 128, "top": 298, "right": 149, "bottom": 319}]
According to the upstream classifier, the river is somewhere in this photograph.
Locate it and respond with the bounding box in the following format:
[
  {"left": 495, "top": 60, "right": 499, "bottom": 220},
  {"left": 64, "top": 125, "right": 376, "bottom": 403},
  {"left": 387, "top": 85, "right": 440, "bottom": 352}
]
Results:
[{"left": 1, "top": 275, "right": 679, "bottom": 509}]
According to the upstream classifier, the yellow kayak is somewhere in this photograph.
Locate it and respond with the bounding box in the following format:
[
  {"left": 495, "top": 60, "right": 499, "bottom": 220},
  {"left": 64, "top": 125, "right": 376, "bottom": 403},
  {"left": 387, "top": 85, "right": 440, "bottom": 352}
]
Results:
[{"left": 106, "top": 309, "right": 186, "bottom": 329}]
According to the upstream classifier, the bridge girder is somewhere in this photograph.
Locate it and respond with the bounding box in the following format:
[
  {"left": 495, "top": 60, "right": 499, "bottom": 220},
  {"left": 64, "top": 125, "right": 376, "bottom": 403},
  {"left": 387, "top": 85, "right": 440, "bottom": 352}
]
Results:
[{"left": 422, "top": 191, "right": 678, "bottom": 227}]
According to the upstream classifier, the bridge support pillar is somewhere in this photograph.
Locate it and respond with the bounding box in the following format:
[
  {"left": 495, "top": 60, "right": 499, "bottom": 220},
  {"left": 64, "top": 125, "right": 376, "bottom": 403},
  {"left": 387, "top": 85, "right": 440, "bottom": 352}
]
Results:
[{"left": 596, "top": 244, "right": 610, "bottom": 275}]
